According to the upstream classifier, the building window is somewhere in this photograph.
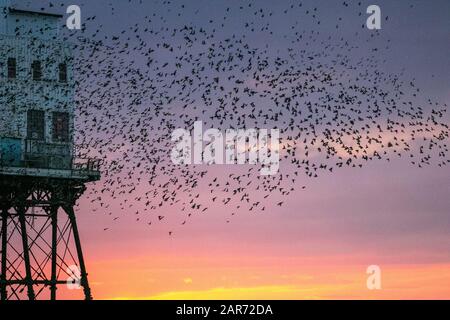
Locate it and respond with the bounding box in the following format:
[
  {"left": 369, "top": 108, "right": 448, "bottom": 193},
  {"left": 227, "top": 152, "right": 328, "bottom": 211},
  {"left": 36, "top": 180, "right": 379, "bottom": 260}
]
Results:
[
  {"left": 27, "top": 110, "right": 45, "bottom": 140},
  {"left": 31, "top": 60, "right": 42, "bottom": 80},
  {"left": 52, "top": 112, "right": 69, "bottom": 142},
  {"left": 7, "top": 58, "right": 16, "bottom": 79},
  {"left": 59, "top": 63, "right": 68, "bottom": 83}
]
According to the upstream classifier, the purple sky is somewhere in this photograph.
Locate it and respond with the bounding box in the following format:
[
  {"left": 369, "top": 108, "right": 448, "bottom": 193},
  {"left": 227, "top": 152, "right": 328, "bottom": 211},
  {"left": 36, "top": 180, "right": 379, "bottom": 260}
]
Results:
[{"left": 12, "top": 0, "right": 450, "bottom": 299}]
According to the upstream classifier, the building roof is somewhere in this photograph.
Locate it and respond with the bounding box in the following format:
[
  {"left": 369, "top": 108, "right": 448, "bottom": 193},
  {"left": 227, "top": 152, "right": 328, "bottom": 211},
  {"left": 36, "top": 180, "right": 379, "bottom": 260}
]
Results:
[{"left": 9, "top": 7, "right": 63, "bottom": 18}]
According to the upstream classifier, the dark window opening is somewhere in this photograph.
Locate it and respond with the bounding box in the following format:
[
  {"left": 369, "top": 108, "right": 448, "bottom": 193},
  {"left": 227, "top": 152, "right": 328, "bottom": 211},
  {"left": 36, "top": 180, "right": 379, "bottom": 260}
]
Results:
[
  {"left": 27, "top": 110, "right": 45, "bottom": 140},
  {"left": 31, "top": 60, "right": 42, "bottom": 80},
  {"left": 52, "top": 112, "right": 70, "bottom": 142},
  {"left": 58, "top": 63, "right": 67, "bottom": 83},
  {"left": 7, "top": 58, "right": 16, "bottom": 79}
]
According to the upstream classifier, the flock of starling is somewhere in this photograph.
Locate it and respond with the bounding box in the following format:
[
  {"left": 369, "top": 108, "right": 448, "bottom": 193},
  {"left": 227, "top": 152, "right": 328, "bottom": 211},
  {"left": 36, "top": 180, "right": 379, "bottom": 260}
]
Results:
[{"left": 21, "top": 1, "right": 450, "bottom": 233}]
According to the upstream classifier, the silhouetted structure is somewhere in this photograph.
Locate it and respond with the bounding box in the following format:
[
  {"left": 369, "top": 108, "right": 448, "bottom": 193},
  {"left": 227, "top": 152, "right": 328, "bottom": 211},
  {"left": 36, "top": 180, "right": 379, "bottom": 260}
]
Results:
[{"left": 0, "top": 1, "right": 100, "bottom": 300}]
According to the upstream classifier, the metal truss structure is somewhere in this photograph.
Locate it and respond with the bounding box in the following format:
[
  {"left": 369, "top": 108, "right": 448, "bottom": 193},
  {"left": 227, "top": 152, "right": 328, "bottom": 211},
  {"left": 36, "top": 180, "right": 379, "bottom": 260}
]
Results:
[{"left": 0, "top": 177, "right": 92, "bottom": 300}]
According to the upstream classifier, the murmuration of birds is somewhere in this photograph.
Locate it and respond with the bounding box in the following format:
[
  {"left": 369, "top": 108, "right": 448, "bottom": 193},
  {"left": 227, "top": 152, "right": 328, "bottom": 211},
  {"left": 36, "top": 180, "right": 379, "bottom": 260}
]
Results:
[{"left": 8, "top": 1, "right": 450, "bottom": 235}]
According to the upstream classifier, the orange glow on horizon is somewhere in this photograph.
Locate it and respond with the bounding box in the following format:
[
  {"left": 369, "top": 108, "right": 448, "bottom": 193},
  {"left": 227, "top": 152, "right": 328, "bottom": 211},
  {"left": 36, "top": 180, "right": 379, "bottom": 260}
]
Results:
[{"left": 73, "top": 254, "right": 450, "bottom": 300}]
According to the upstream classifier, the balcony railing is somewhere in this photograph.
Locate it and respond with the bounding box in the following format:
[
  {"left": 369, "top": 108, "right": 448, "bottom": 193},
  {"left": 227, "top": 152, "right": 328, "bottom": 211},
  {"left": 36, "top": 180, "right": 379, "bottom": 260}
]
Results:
[
  {"left": 73, "top": 158, "right": 101, "bottom": 174},
  {"left": 0, "top": 140, "right": 101, "bottom": 181}
]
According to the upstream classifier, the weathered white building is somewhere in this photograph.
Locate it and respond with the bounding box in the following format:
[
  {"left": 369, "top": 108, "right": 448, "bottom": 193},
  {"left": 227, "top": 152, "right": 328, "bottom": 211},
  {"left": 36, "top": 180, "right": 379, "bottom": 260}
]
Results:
[{"left": 0, "top": 0, "right": 80, "bottom": 175}]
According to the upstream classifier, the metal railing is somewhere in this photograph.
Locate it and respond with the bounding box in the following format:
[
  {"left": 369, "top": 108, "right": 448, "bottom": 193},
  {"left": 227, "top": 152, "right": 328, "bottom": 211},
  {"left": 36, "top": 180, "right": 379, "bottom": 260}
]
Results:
[
  {"left": 0, "top": 140, "right": 101, "bottom": 179},
  {"left": 73, "top": 158, "right": 102, "bottom": 174}
]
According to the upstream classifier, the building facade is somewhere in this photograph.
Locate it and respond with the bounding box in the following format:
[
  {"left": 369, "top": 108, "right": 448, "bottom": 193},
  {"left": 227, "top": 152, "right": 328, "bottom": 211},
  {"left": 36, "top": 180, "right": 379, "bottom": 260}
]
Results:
[{"left": 0, "top": 0, "right": 75, "bottom": 172}]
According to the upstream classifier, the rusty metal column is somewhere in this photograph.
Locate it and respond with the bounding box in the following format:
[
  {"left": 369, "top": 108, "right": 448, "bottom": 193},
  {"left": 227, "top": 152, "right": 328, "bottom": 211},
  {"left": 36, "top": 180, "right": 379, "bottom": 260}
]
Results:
[
  {"left": 64, "top": 206, "right": 92, "bottom": 300},
  {"left": 50, "top": 205, "right": 58, "bottom": 300},
  {"left": 17, "top": 206, "right": 35, "bottom": 300},
  {"left": 1, "top": 207, "right": 8, "bottom": 301}
]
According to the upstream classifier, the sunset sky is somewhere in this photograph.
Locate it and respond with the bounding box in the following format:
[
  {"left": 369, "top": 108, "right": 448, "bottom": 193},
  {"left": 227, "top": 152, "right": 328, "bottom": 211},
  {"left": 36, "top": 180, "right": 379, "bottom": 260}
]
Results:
[
  {"left": 15, "top": 0, "right": 450, "bottom": 300},
  {"left": 73, "top": 160, "right": 450, "bottom": 300}
]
